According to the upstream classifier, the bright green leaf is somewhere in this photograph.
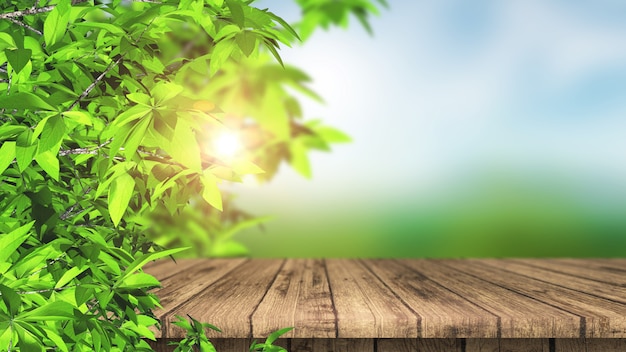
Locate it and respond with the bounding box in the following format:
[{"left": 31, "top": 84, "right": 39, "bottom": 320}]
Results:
[
  {"left": 108, "top": 172, "right": 135, "bottom": 227},
  {"left": 34, "top": 151, "right": 60, "bottom": 180},
  {"left": 200, "top": 173, "right": 222, "bottom": 211},
  {"left": 38, "top": 115, "right": 66, "bottom": 153},
  {"left": 0, "top": 141, "right": 16, "bottom": 175},
  {"left": 43, "top": 0, "right": 71, "bottom": 47}
]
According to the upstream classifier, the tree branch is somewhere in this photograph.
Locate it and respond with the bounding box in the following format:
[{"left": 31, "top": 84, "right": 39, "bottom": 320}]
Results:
[
  {"left": 68, "top": 56, "right": 123, "bottom": 110},
  {"left": 8, "top": 18, "right": 42, "bottom": 35},
  {"left": 0, "top": 0, "right": 89, "bottom": 19}
]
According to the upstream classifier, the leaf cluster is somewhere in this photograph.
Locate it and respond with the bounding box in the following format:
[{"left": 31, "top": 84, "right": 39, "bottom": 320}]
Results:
[{"left": 0, "top": 0, "right": 382, "bottom": 350}]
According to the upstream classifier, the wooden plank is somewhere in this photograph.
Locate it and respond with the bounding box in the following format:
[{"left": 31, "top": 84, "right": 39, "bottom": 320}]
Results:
[
  {"left": 364, "top": 259, "right": 497, "bottom": 338},
  {"left": 146, "top": 259, "right": 246, "bottom": 338},
  {"left": 483, "top": 259, "right": 626, "bottom": 304},
  {"left": 441, "top": 260, "right": 626, "bottom": 338},
  {"left": 511, "top": 259, "right": 626, "bottom": 286},
  {"left": 417, "top": 339, "right": 464, "bottom": 352},
  {"left": 291, "top": 338, "right": 373, "bottom": 352},
  {"left": 376, "top": 338, "right": 417, "bottom": 352},
  {"left": 465, "top": 339, "right": 550, "bottom": 352},
  {"left": 252, "top": 259, "right": 336, "bottom": 338},
  {"left": 398, "top": 260, "right": 578, "bottom": 338},
  {"left": 144, "top": 258, "right": 207, "bottom": 281},
  {"left": 325, "top": 259, "right": 419, "bottom": 338},
  {"left": 164, "top": 259, "right": 284, "bottom": 338},
  {"left": 466, "top": 339, "right": 498, "bottom": 352},
  {"left": 554, "top": 339, "right": 585, "bottom": 352},
  {"left": 585, "top": 339, "right": 626, "bottom": 352},
  {"left": 499, "top": 339, "right": 549, "bottom": 352},
  {"left": 555, "top": 339, "right": 626, "bottom": 352}
]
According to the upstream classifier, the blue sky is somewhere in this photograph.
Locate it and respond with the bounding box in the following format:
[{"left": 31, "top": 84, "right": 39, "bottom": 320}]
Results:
[{"left": 235, "top": 0, "right": 626, "bottom": 216}]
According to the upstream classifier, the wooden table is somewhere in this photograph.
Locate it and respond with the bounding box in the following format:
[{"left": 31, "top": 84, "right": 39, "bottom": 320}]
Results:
[{"left": 144, "top": 259, "right": 626, "bottom": 352}]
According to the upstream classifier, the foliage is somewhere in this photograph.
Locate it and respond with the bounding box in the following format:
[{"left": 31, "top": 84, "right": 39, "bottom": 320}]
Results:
[
  {"left": 0, "top": 0, "right": 383, "bottom": 350},
  {"left": 169, "top": 316, "right": 293, "bottom": 352}
]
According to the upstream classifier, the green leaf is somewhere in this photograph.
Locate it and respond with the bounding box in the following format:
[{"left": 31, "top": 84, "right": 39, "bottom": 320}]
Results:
[
  {"left": 17, "top": 301, "right": 75, "bottom": 322},
  {"left": 73, "top": 21, "right": 125, "bottom": 35},
  {"left": 265, "top": 327, "right": 293, "bottom": 345},
  {"left": 225, "top": 0, "right": 245, "bottom": 27},
  {"left": 0, "top": 92, "right": 56, "bottom": 111},
  {"left": 62, "top": 111, "right": 93, "bottom": 126},
  {"left": 41, "top": 327, "right": 68, "bottom": 352},
  {"left": 0, "top": 222, "right": 34, "bottom": 262},
  {"left": 43, "top": 0, "right": 71, "bottom": 47},
  {"left": 0, "top": 284, "right": 21, "bottom": 317},
  {"left": 119, "top": 247, "right": 187, "bottom": 283},
  {"left": 0, "top": 141, "right": 16, "bottom": 175},
  {"left": 108, "top": 172, "right": 135, "bottom": 227},
  {"left": 112, "top": 104, "right": 151, "bottom": 128},
  {"left": 38, "top": 115, "right": 66, "bottom": 153},
  {"left": 5, "top": 48, "right": 32, "bottom": 74},
  {"left": 214, "top": 24, "right": 240, "bottom": 41},
  {"left": 14, "top": 324, "right": 44, "bottom": 352},
  {"left": 200, "top": 173, "right": 222, "bottom": 211},
  {"left": 54, "top": 265, "right": 86, "bottom": 289},
  {"left": 34, "top": 151, "right": 60, "bottom": 180},
  {"left": 0, "top": 125, "right": 27, "bottom": 139},
  {"left": 163, "top": 120, "right": 201, "bottom": 170},
  {"left": 151, "top": 82, "right": 184, "bottom": 105},
  {"left": 15, "top": 130, "right": 36, "bottom": 171},
  {"left": 119, "top": 273, "right": 160, "bottom": 289},
  {"left": 123, "top": 117, "right": 151, "bottom": 159},
  {"left": 236, "top": 31, "right": 256, "bottom": 57}
]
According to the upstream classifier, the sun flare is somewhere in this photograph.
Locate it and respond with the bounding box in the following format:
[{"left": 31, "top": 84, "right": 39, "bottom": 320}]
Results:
[{"left": 213, "top": 132, "right": 242, "bottom": 159}]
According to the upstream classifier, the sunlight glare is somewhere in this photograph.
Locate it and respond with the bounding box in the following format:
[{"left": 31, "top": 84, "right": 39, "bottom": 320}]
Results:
[{"left": 213, "top": 132, "right": 242, "bottom": 159}]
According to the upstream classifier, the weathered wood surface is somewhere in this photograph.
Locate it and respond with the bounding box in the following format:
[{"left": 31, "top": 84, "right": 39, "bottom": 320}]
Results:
[
  {"left": 147, "top": 338, "right": 626, "bottom": 352},
  {"left": 144, "top": 259, "right": 626, "bottom": 340}
]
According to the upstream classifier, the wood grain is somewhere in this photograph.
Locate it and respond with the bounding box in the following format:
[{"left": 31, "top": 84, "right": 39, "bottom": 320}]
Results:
[
  {"left": 376, "top": 338, "right": 417, "bottom": 352},
  {"left": 325, "top": 259, "right": 418, "bottom": 338},
  {"left": 510, "top": 258, "right": 626, "bottom": 285},
  {"left": 148, "top": 259, "right": 626, "bottom": 341},
  {"left": 291, "top": 338, "right": 373, "bottom": 352},
  {"left": 398, "top": 259, "right": 578, "bottom": 338},
  {"left": 417, "top": 338, "right": 464, "bottom": 352},
  {"left": 252, "top": 259, "right": 336, "bottom": 338},
  {"left": 441, "top": 260, "right": 626, "bottom": 338},
  {"left": 164, "top": 259, "right": 284, "bottom": 338},
  {"left": 485, "top": 259, "right": 626, "bottom": 304},
  {"left": 365, "top": 259, "right": 498, "bottom": 338}
]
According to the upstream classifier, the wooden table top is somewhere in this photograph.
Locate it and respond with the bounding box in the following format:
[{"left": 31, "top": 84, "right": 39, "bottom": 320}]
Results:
[{"left": 144, "top": 259, "right": 626, "bottom": 339}]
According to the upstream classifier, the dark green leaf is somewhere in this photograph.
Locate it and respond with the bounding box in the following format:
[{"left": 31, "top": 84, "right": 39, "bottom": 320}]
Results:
[
  {"left": 5, "top": 48, "right": 32, "bottom": 74},
  {"left": 226, "top": 0, "right": 245, "bottom": 27},
  {"left": 236, "top": 31, "right": 256, "bottom": 57},
  {"left": 0, "top": 92, "right": 56, "bottom": 111},
  {"left": 0, "top": 284, "right": 21, "bottom": 317}
]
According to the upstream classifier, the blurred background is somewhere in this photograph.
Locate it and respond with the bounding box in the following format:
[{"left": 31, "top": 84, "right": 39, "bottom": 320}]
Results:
[{"left": 226, "top": 0, "right": 626, "bottom": 257}]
